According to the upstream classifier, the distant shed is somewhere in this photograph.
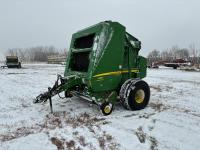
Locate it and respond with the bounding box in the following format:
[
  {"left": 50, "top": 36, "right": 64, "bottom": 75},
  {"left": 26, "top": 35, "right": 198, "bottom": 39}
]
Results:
[{"left": 47, "top": 55, "right": 66, "bottom": 64}]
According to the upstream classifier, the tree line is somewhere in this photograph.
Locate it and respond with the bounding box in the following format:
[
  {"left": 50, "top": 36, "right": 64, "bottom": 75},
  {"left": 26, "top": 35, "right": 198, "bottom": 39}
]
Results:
[
  {"left": 5, "top": 46, "right": 67, "bottom": 62},
  {"left": 147, "top": 45, "right": 200, "bottom": 65}
]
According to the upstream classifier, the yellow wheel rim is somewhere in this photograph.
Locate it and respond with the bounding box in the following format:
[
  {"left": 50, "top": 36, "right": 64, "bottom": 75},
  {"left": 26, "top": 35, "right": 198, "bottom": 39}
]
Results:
[
  {"left": 135, "top": 89, "right": 145, "bottom": 104},
  {"left": 104, "top": 105, "right": 111, "bottom": 114}
]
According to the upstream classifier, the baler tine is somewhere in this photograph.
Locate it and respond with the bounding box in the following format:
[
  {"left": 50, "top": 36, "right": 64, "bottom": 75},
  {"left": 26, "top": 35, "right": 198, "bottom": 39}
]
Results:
[{"left": 34, "top": 21, "right": 150, "bottom": 115}]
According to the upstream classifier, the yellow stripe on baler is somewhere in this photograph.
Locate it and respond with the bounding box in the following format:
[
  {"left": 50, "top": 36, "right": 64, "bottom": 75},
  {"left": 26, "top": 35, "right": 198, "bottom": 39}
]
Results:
[{"left": 93, "top": 69, "right": 139, "bottom": 78}]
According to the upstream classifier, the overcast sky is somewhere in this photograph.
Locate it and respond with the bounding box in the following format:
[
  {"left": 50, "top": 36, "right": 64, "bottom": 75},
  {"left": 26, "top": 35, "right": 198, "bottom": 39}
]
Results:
[{"left": 0, "top": 0, "right": 200, "bottom": 60}]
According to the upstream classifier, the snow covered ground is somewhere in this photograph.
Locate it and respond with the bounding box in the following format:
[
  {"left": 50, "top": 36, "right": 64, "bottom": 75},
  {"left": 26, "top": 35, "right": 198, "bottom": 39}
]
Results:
[{"left": 0, "top": 63, "right": 200, "bottom": 150}]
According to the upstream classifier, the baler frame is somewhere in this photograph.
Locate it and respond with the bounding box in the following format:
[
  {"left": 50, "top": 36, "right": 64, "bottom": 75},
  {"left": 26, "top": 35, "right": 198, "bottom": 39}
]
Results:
[{"left": 34, "top": 21, "right": 150, "bottom": 115}]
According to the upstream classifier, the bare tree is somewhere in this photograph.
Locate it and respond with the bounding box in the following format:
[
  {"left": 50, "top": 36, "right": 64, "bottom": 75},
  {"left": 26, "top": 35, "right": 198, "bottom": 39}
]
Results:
[
  {"left": 7, "top": 48, "right": 18, "bottom": 56},
  {"left": 5, "top": 46, "right": 62, "bottom": 62},
  {"left": 161, "top": 50, "right": 172, "bottom": 61},
  {"left": 147, "top": 49, "right": 161, "bottom": 65},
  {"left": 176, "top": 48, "right": 189, "bottom": 59},
  {"left": 148, "top": 49, "right": 160, "bottom": 58},
  {"left": 189, "top": 44, "right": 198, "bottom": 64}
]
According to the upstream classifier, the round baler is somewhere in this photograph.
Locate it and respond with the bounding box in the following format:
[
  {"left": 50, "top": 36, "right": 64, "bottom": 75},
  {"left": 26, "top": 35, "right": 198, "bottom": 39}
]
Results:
[{"left": 34, "top": 21, "right": 150, "bottom": 115}]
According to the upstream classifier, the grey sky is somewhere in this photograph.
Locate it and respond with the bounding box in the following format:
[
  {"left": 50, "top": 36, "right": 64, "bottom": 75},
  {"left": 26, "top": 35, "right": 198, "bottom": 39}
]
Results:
[{"left": 0, "top": 0, "right": 200, "bottom": 60}]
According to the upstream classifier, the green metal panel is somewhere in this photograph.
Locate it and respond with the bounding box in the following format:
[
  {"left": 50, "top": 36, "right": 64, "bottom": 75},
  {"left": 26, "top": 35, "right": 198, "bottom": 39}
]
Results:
[
  {"left": 90, "top": 22, "right": 126, "bottom": 92},
  {"left": 64, "top": 22, "right": 103, "bottom": 77},
  {"left": 138, "top": 56, "right": 147, "bottom": 78}
]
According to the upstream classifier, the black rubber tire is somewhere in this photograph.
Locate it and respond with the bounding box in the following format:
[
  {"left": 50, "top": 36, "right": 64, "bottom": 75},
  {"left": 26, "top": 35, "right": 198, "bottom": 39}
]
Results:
[
  {"left": 64, "top": 91, "right": 73, "bottom": 98},
  {"left": 120, "top": 79, "right": 150, "bottom": 110},
  {"left": 100, "top": 102, "right": 113, "bottom": 116}
]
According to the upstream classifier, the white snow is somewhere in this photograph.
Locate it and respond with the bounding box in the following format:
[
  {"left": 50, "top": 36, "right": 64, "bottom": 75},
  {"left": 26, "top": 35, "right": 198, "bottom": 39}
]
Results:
[{"left": 0, "top": 63, "right": 200, "bottom": 150}]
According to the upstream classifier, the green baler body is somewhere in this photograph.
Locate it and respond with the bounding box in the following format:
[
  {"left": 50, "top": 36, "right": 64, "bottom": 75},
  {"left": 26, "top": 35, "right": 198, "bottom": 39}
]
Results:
[{"left": 63, "top": 21, "right": 147, "bottom": 104}]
